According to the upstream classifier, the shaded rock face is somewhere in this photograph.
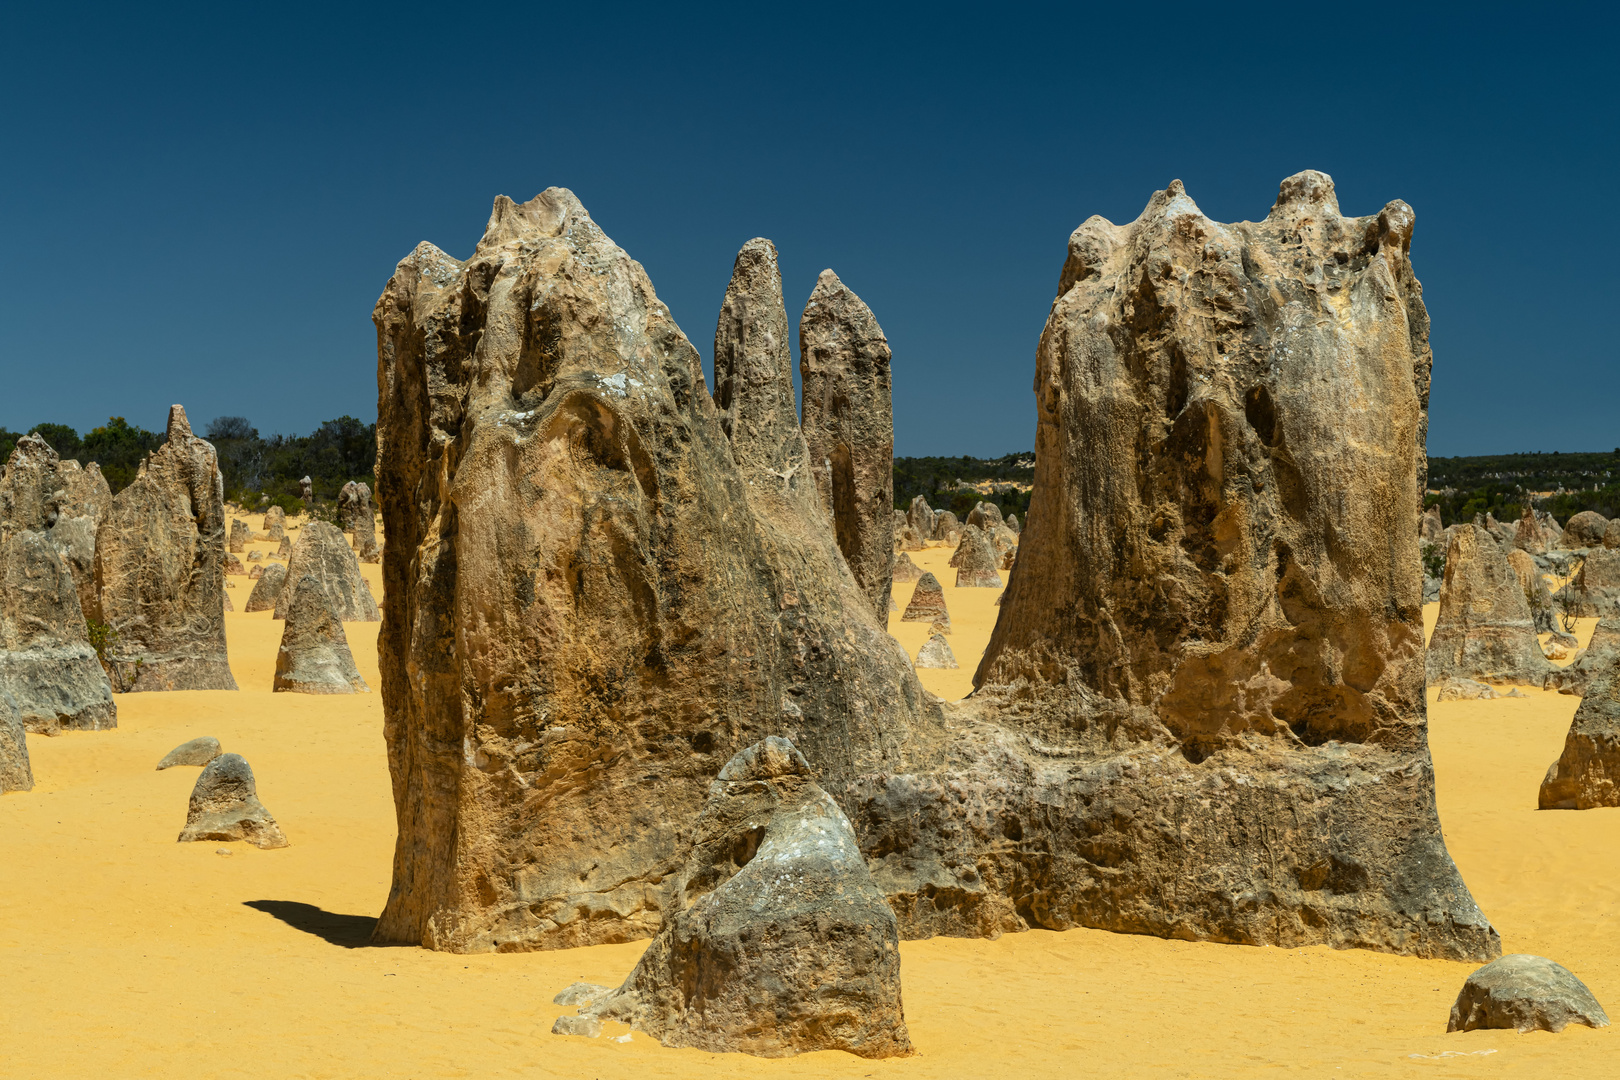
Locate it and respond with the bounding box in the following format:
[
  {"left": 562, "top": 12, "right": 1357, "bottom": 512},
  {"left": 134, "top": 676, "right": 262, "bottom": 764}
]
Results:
[
  {"left": 1448, "top": 954, "right": 1609, "bottom": 1033},
  {"left": 178, "top": 753, "right": 288, "bottom": 848},
  {"left": 95, "top": 406, "right": 237, "bottom": 692},
  {"left": 264, "top": 506, "right": 287, "bottom": 542},
  {"left": 892, "top": 551, "right": 922, "bottom": 583},
  {"left": 273, "top": 577, "right": 369, "bottom": 694},
  {"left": 1561, "top": 511, "right": 1608, "bottom": 549},
  {"left": 51, "top": 459, "right": 111, "bottom": 627},
  {"left": 245, "top": 563, "right": 287, "bottom": 612},
  {"left": 371, "top": 189, "right": 938, "bottom": 953},
  {"left": 952, "top": 173, "right": 1497, "bottom": 960},
  {"left": 1007, "top": 513, "right": 1020, "bottom": 534},
  {"left": 953, "top": 525, "right": 1002, "bottom": 588},
  {"left": 1421, "top": 505, "right": 1444, "bottom": 543},
  {"left": 1557, "top": 548, "right": 1620, "bottom": 618},
  {"left": 229, "top": 519, "right": 249, "bottom": 553},
  {"left": 899, "top": 571, "right": 949, "bottom": 629},
  {"left": 915, "top": 634, "right": 957, "bottom": 669},
  {"left": 273, "top": 522, "right": 379, "bottom": 622},
  {"left": 1545, "top": 618, "right": 1620, "bottom": 696},
  {"left": 0, "top": 690, "right": 33, "bottom": 794},
  {"left": 1514, "top": 508, "right": 1545, "bottom": 554},
  {"left": 276, "top": 536, "right": 292, "bottom": 558},
  {"left": 339, "top": 482, "right": 379, "bottom": 562},
  {"left": 1427, "top": 525, "right": 1555, "bottom": 686},
  {"left": 931, "top": 510, "right": 959, "bottom": 542},
  {"left": 0, "top": 434, "right": 118, "bottom": 732},
  {"left": 157, "top": 736, "right": 222, "bottom": 770},
  {"left": 299, "top": 476, "right": 313, "bottom": 502},
  {"left": 965, "top": 502, "right": 1003, "bottom": 531},
  {"left": 1605, "top": 519, "right": 1620, "bottom": 549},
  {"left": 799, "top": 269, "right": 894, "bottom": 618},
  {"left": 1506, "top": 547, "right": 1555, "bottom": 634},
  {"left": 907, "top": 496, "right": 935, "bottom": 539},
  {"left": 583, "top": 738, "right": 912, "bottom": 1059},
  {"left": 1540, "top": 653, "right": 1620, "bottom": 809}
]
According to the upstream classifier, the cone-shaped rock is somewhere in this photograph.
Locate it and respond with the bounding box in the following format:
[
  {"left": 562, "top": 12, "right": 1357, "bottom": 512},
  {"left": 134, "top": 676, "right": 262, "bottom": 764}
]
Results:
[
  {"left": 915, "top": 634, "right": 957, "bottom": 669},
  {"left": 900, "top": 571, "right": 949, "bottom": 630},
  {"left": 892, "top": 551, "right": 922, "bottom": 583},
  {"left": 338, "top": 481, "right": 379, "bottom": 563},
  {"left": 273, "top": 521, "right": 378, "bottom": 621},
  {"left": 1506, "top": 547, "right": 1556, "bottom": 633},
  {"left": 1448, "top": 955, "right": 1610, "bottom": 1033},
  {"left": 956, "top": 173, "right": 1497, "bottom": 960},
  {"left": 582, "top": 738, "right": 912, "bottom": 1058},
  {"left": 953, "top": 525, "right": 1002, "bottom": 587},
  {"left": 0, "top": 690, "right": 33, "bottom": 794},
  {"left": 1540, "top": 646, "right": 1620, "bottom": 808},
  {"left": 1006, "top": 513, "right": 1020, "bottom": 535},
  {"left": 178, "top": 753, "right": 288, "bottom": 848},
  {"left": 932, "top": 511, "right": 959, "bottom": 543},
  {"left": 799, "top": 269, "right": 894, "bottom": 618},
  {"left": 1427, "top": 525, "right": 1555, "bottom": 686},
  {"left": 229, "top": 518, "right": 249, "bottom": 553},
  {"left": 273, "top": 577, "right": 369, "bottom": 694},
  {"left": 371, "top": 189, "right": 938, "bottom": 952},
  {"left": 1561, "top": 511, "right": 1608, "bottom": 549},
  {"left": 0, "top": 434, "right": 118, "bottom": 731},
  {"left": 1421, "top": 505, "right": 1444, "bottom": 543},
  {"left": 966, "top": 502, "right": 1003, "bottom": 531},
  {"left": 95, "top": 406, "right": 237, "bottom": 692},
  {"left": 1514, "top": 508, "right": 1545, "bottom": 554},
  {"left": 907, "top": 496, "right": 935, "bottom": 539},
  {"left": 245, "top": 563, "right": 287, "bottom": 612},
  {"left": 263, "top": 505, "right": 286, "bottom": 542}
]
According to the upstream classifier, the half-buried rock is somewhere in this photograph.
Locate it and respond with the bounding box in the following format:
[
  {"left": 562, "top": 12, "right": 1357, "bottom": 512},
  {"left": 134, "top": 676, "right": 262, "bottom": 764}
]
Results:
[
  {"left": 178, "top": 753, "right": 288, "bottom": 849},
  {"left": 915, "top": 634, "right": 957, "bottom": 669},
  {"left": 274, "top": 521, "right": 379, "bottom": 622},
  {"left": 576, "top": 738, "right": 912, "bottom": 1058},
  {"left": 1540, "top": 647, "right": 1620, "bottom": 809},
  {"left": 954, "top": 525, "right": 1003, "bottom": 588},
  {"left": 157, "top": 736, "right": 222, "bottom": 770},
  {"left": 273, "top": 578, "right": 369, "bottom": 694},
  {"left": 1426, "top": 524, "right": 1554, "bottom": 686},
  {"left": 245, "top": 563, "right": 286, "bottom": 611},
  {"left": 900, "top": 571, "right": 949, "bottom": 630},
  {"left": 1448, "top": 954, "right": 1609, "bottom": 1033},
  {"left": 1, "top": 690, "right": 33, "bottom": 794}
]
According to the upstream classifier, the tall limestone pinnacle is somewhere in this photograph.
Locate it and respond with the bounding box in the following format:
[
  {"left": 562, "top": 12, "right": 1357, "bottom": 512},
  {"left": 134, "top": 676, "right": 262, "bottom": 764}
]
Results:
[
  {"left": 371, "top": 189, "right": 938, "bottom": 952},
  {"left": 371, "top": 176, "right": 1497, "bottom": 964},
  {"left": 799, "top": 269, "right": 895, "bottom": 619}
]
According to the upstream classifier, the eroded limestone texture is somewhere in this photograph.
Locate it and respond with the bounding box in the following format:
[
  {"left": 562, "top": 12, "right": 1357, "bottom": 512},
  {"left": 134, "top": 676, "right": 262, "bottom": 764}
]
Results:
[
  {"left": 799, "top": 269, "right": 894, "bottom": 618},
  {"left": 0, "top": 434, "right": 118, "bottom": 731},
  {"left": 1540, "top": 650, "right": 1620, "bottom": 809},
  {"left": 95, "top": 407, "right": 237, "bottom": 692},
  {"left": 273, "top": 522, "right": 379, "bottom": 622},
  {"left": 273, "top": 578, "right": 369, "bottom": 694},
  {"left": 1427, "top": 525, "right": 1556, "bottom": 686}
]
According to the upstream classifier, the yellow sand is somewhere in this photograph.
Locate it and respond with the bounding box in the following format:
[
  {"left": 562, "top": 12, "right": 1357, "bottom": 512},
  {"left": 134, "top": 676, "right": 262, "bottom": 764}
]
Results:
[
  {"left": 4, "top": 537, "right": 1618, "bottom": 1077},
  {"left": 887, "top": 541, "right": 1006, "bottom": 700}
]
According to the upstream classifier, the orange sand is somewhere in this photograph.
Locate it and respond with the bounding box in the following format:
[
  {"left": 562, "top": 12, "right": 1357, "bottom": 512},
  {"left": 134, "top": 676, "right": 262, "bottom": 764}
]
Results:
[{"left": 4, "top": 540, "right": 1618, "bottom": 1077}]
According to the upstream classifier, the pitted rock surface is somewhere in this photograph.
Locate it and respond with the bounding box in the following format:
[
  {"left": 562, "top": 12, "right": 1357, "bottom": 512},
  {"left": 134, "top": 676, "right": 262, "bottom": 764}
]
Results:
[
  {"left": 273, "top": 577, "right": 369, "bottom": 694},
  {"left": 178, "top": 753, "right": 288, "bottom": 849},
  {"left": 0, "top": 690, "right": 33, "bottom": 794},
  {"left": 1541, "top": 644, "right": 1620, "bottom": 809},
  {"left": 1560, "top": 511, "right": 1608, "bottom": 550},
  {"left": 1448, "top": 954, "right": 1609, "bottom": 1033},
  {"left": 899, "top": 572, "right": 949, "bottom": 630},
  {"left": 245, "top": 563, "right": 286, "bottom": 611},
  {"left": 953, "top": 525, "right": 1002, "bottom": 588},
  {"left": 1427, "top": 525, "right": 1555, "bottom": 686},
  {"left": 915, "top": 634, "right": 958, "bottom": 669},
  {"left": 273, "top": 522, "right": 378, "bottom": 622}
]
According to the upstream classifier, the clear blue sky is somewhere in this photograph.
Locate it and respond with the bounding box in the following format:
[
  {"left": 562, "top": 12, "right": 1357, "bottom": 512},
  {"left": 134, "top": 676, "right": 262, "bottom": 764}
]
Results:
[{"left": 2, "top": 2, "right": 1613, "bottom": 457}]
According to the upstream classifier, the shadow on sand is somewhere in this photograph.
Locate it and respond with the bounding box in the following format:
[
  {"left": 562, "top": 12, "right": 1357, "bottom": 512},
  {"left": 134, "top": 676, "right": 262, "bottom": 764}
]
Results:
[{"left": 244, "top": 900, "right": 399, "bottom": 948}]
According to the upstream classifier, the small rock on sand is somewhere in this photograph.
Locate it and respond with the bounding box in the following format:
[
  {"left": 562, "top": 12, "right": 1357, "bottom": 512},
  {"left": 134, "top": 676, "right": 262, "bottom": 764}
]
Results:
[
  {"left": 178, "top": 753, "right": 288, "bottom": 849},
  {"left": 551, "top": 1015, "right": 602, "bottom": 1038},
  {"left": 157, "top": 736, "right": 222, "bottom": 770},
  {"left": 1448, "top": 954, "right": 1609, "bottom": 1033},
  {"left": 915, "top": 634, "right": 958, "bottom": 669}
]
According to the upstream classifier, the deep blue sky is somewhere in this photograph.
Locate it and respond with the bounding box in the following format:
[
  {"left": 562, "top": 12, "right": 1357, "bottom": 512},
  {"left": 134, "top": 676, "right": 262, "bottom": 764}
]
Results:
[{"left": 2, "top": 2, "right": 1614, "bottom": 457}]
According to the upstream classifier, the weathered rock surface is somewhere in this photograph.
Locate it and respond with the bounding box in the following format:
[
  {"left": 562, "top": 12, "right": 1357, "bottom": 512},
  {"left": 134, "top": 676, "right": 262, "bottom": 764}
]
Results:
[
  {"left": 51, "top": 459, "right": 111, "bottom": 626},
  {"left": 369, "top": 179, "right": 1494, "bottom": 963},
  {"left": 244, "top": 563, "right": 287, "bottom": 612},
  {"left": 963, "top": 172, "right": 1498, "bottom": 959},
  {"left": 581, "top": 738, "right": 912, "bottom": 1058},
  {"left": 339, "top": 481, "right": 380, "bottom": 562},
  {"left": 0, "top": 690, "right": 32, "bottom": 794},
  {"left": 1006, "top": 513, "right": 1020, "bottom": 535},
  {"left": 299, "top": 476, "right": 313, "bottom": 503},
  {"left": 0, "top": 433, "right": 118, "bottom": 732},
  {"left": 1435, "top": 677, "right": 1499, "bottom": 702},
  {"left": 1421, "top": 505, "right": 1444, "bottom": 543},
  {"left": 157, "top": 736, "right": 222, "bottom": 770},
  {"left": 248, "top": 564, "right": 263, "bottom": 580},
  {"left": 1556, "top": 548, "right": 1620, "bottom": 618},
  {"left": 892, "top": 551, "right": 922, "bottom": 583},
  {"left": 229, "top": 518, "right": 249, "bottom": 553},
  {"left": 371, "top": 189, "right": 936, "bottom": 952},
  {"left": 907, "top": 496, "right": 935, "bottom": 540},
  {"left": 95, "top": 406, "right": 237, "bottom": 692},
  {"left": 1480, "top": 512, "right": 1514, "bottom": 547},
  {"left": 1545, "top": 618, "right": 1620, "bottom": 696},
  {"left": 899, "top": 571, "right": 949, "bottom": 630},
  {"left": 915, "top": 634, "right": 957, "bottom": 669},
  {"left": 263, "top": 506, "right": 287, "bottom": 542},
  {"left": 273, "top": 522, "right": 379, "bottom": 622},
  {"left": 953, "top": 525, "right": 1002, "bottom": 588},
  {"left": 799, "top": 269, "right": 894, "bottom": 618},
  {"left": 276, "top": 535, "right": 292, "bottom": 558},
  {"left": 1427, "top": 525, "right": 1555, "bottom": 686},
  {"left": 1513, "top": 508, "right": 1545, "bottom": 554},
  {"left": 1540, "top": 648, "right": 1620, "bottom": 809},
  {"left": 1448, "top": 954, "right": 1609, "bottom": 1033},
  {"left": 931, "top": 510, "right": 959, "bottom": 542},
  {"left": 247, "top": 550, "right": 263, "bottom": 561},
  {"left": 178, "top": 753, "right": 288, "bottom": 848},
  {"left": 1506, "top": 547, "right": 1555, "bottom": 633},
  {"left": 965, "top": 501, "right": 1003, "bottom": 531},
  {"left": 1561, "top": 511, "right": 1608, "bottom": 549},
  {"left": 273, "top": 577, "right": 369, "bottom": 694},
  {"left": 224, "top": 552, "right": 246, "bottom": 576},
  {"left": 896, "top": 524, "right": 925, "bottom": 551}
]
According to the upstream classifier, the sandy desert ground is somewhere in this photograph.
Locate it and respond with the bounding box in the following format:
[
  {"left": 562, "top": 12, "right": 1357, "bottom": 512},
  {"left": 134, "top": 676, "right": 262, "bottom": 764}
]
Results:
[{"left": 3, "top": 523, "right": 1616, "bottom": 1078}]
